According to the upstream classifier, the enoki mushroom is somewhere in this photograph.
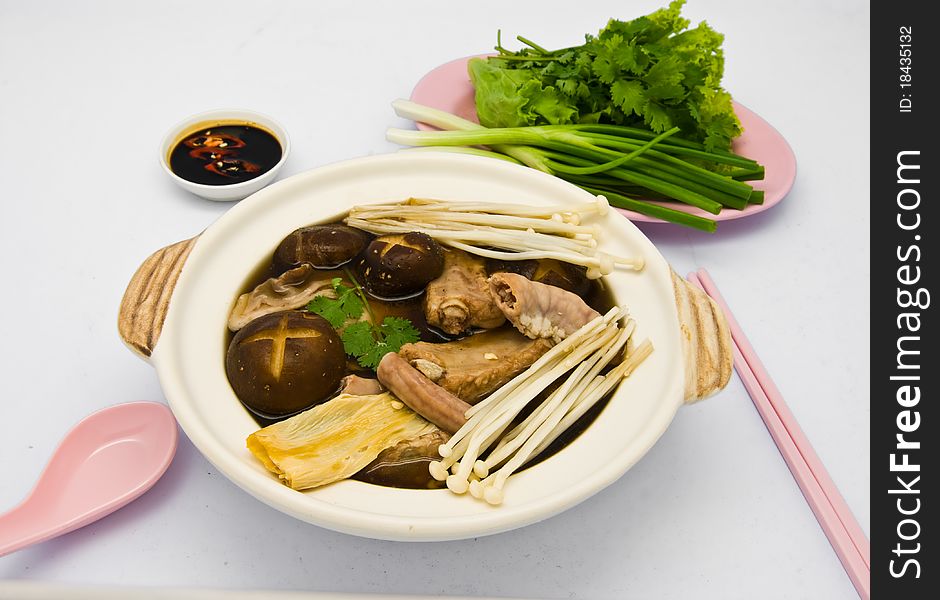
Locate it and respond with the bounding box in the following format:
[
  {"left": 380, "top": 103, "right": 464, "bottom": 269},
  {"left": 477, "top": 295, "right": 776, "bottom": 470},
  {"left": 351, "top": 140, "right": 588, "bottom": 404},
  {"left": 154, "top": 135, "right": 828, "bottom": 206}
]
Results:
[
  {"left": 345, "top": 198, "right": 644, "bottom": 278},
  {"left": 428, "top": 306, "right": 653, "bottom": 505}
]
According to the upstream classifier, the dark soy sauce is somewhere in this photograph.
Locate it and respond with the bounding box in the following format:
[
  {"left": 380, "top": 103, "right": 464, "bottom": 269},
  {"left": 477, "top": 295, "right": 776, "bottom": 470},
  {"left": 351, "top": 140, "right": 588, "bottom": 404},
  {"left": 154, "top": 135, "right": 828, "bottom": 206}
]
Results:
[{"left": 169, "top": 123, "right": 281, "bottom": 185}]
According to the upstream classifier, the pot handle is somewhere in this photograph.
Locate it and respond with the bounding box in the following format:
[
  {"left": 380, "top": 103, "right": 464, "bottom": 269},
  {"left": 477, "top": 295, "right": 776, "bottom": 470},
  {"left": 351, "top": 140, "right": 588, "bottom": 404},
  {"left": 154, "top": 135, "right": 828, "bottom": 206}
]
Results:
[
  {"left": 118, "top": 236, "right": 199, "bottom": 360},
  {"left": 671, "top": 269, "right": 733, "bottom": 403}
]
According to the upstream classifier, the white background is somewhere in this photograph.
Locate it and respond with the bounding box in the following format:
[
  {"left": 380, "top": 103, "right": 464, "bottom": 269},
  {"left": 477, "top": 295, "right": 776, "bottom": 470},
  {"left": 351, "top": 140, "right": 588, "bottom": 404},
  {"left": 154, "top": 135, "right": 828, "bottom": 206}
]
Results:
[{"left": 0, "top": 1, "right": 869, "bottom": 598}]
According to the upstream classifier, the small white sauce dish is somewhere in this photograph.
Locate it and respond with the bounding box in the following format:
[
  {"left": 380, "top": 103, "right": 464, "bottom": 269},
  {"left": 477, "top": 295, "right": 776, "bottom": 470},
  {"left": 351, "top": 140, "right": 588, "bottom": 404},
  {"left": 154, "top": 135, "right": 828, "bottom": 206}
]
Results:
[{"left": 159, "top": 108, "right": 291, "bottom": 202}]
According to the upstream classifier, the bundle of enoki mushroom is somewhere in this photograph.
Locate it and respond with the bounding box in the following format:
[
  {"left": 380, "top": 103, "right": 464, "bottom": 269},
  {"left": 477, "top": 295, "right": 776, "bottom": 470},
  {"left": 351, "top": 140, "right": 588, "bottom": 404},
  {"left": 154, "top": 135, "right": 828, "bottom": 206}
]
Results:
[
  {"left": 428, "top": 306, "right": 652, "bottom": 505},
  {"left": 345, "top": 197, "right": 643, "bottom": 278}
]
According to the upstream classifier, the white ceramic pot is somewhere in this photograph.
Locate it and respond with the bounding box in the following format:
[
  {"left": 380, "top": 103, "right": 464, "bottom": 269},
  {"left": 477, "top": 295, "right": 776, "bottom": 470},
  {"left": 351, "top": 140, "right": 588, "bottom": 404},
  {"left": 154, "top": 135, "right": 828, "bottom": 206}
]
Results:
[{"left": 119, "top": 152, "right": 731, "bottom": 541}]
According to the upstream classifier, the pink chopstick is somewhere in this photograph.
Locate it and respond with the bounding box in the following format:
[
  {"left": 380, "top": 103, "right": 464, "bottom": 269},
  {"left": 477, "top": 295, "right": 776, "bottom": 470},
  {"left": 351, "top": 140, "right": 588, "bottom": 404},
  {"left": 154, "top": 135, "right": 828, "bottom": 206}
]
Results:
[{"left": 687, "top": 269, "right": 870, "bottom": 600}]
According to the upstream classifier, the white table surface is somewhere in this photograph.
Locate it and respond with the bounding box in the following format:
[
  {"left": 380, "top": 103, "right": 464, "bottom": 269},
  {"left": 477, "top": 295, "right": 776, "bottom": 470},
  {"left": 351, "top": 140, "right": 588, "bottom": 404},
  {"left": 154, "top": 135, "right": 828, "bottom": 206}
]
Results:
[{"left": 0, "top": 1, "right": 869, "bottom": 598}]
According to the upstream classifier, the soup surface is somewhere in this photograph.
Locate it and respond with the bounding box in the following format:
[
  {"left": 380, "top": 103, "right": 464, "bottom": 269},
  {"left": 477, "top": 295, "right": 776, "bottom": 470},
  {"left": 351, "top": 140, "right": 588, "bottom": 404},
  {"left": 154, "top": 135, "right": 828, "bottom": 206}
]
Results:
[{"left": 231, "top": 231, "right": 620, "bottom": 489}]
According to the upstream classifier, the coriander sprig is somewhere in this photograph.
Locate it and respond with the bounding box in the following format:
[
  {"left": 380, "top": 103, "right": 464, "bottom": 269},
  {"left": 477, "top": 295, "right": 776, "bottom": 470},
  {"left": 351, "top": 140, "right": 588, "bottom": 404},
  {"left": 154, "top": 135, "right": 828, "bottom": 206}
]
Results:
[
  {"left": 306, "top": 272, "right": 420, "bottom": 369},
  {"left": 341, "top": 318, "right": 421, "bottom": 370},
  {"left": 306, "top": 277, "right": 364, "bottom": 328}
]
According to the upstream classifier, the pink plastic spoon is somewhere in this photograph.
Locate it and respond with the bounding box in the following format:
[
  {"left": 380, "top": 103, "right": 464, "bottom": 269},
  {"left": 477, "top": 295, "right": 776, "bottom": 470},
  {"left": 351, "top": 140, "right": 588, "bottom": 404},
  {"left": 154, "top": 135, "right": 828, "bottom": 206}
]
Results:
[{"left": 0, "top": 402, "right": 178, "bottom": 556}]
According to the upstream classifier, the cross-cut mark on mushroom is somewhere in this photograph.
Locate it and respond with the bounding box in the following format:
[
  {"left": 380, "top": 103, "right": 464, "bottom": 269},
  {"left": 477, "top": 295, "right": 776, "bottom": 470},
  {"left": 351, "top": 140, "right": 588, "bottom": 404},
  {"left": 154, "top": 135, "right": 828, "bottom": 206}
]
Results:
[
  {"left": 241, "top": 314, "right": 323, "bottom": 381},
  {"left": 226, "top": 312, "right": 346, "bottom": 417}
]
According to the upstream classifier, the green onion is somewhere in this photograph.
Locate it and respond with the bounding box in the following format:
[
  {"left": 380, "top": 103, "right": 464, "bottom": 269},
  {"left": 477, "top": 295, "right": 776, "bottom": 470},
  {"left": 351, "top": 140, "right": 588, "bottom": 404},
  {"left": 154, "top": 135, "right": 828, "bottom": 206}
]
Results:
[
  {"left": 580, "top": 186, "right": 717, "bottom": 233},
  {"left": 387, "top": 99, "right": 766, "bottom": 231}
]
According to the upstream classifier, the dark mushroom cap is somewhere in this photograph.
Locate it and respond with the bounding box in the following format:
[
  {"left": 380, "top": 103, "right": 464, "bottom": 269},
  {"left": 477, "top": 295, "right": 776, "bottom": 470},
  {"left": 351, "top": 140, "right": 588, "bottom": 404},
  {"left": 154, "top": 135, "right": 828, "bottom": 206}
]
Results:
[
  {"left": 485, "top": 257, "right": 538, "bottom": 278},
  {"left": 274, "top": 224, "right": 372, "bottom": 271},
  {"left": 225, "top": 311, "right": 346, "bottom": 418},
  {"left": 531, "top": 259, "right": 591, "bottom": 297},
  {"left": 359, "top": 232, "right": 444, "bottom": 299}
]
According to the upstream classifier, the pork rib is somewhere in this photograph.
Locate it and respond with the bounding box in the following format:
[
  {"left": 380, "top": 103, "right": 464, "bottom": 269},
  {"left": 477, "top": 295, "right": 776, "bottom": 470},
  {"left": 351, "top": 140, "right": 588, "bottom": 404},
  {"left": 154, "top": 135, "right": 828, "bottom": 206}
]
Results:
[
  {"left": 398, "top": 328, "right": 553, "bottom": 404},
  {"left": 423, "top": 248, "right": 505, "bottom": 335}
]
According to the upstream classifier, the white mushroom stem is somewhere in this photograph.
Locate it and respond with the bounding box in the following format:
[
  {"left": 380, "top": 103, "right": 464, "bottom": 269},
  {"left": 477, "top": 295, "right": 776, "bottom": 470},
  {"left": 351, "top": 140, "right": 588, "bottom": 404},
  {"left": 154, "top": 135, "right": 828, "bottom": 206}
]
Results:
[
  {"left": 447, "top": 243, "right": 635, "bottom": 276},
  {"left": 436, "top": 307, "right": 651, "bottom": 500},
  {"left": 431, "top": 424, "right": 505, "bottom": 483},
  {"left": 346, "top": 217, "right": 601, "bottom": 256},
  {"left": 354, "top": 189, "right": 606, "bottom": 221},
  {"left": 431, "top": 304, "right": 652, "bottom": 505},
  {"left": 436, "top": 312, "right": 615, "bottom": 474},
  {"left": 431, "top": 415, "right": 507, "bottom": 480},
  {"left": 530, "top": 338, "right": 654, "bottom": 459},
  {"left": 480, "top": 324, "right": 631, "bottom": 476},
  {"left": 478, "top": 337, "right": 653, "bottom": 505},
  {"left": 488, "top": 323, "right": 632, "bottom": 466},
  {"left": 447, "top": 231, "right": 599, "bottom": 258},
  {"left": 456, "top": 315, "right": 607, "bottom": 447},
  {"left": 344, "top": 196, "right": 641, "bottom": 278},
  {"left": 476, "top": 358, "right": 597, "bottom": 479},
  {"left": 399, "top": 201, "right": 585, "bottom": 225},
  {"left": 460, "top": 308, "right": 619, "bottom": 422},
  {"left": 348, "top": 207, "right": 599, "bottom": 238},
  {"left": 446, "top": 413, "right": 516, "bottom": 493}
]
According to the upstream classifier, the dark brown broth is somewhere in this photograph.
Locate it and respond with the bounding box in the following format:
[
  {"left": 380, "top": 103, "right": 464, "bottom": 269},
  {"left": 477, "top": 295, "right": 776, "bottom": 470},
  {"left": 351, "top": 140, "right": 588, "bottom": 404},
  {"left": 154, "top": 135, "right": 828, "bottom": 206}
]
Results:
[{"left": 230, "top": 224, "right": 621, "bottom": 488}]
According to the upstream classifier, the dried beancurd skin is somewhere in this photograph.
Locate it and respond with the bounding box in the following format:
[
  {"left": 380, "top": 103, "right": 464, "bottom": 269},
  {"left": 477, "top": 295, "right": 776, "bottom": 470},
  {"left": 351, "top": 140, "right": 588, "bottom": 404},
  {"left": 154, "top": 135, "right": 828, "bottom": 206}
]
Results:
[{"left": 247, "top": 392, "right": 437, "bottom": 490}]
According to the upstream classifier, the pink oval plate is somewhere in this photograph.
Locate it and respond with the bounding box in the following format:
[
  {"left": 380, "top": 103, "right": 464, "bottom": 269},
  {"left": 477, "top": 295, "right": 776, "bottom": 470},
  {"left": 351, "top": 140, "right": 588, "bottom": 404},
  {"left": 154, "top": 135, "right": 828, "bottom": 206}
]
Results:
[{"left": 409, "top": 54, "right": 796, "bottom": 224}]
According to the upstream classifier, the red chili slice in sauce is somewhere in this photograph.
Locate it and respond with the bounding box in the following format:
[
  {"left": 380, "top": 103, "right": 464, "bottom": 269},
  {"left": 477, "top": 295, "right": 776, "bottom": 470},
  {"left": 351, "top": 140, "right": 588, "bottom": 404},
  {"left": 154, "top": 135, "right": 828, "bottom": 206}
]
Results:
[{"left": 169, "top": 124, "right": 282, "bottom": 186}]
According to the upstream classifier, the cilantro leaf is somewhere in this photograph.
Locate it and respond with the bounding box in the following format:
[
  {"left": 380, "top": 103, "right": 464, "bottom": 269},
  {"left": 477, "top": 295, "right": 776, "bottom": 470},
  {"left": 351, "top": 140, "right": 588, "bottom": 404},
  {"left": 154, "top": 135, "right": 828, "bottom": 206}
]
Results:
[
  {"left": 607, "top": 36, "right": 640, "bottom": 73},
  {"left": 470, "top": 0, "right": 742, "bottom": 150},
  {"left": 610, "top": 80, "right": 647, "bottom": 116},
  {"left": 556, "top": 78, "right": 581, "bottom": 98},
  {"left": 643, "top": 0, "right": 691, "bottom": 41},
  {"left": 332, "top": 282, "right": 364, "bottom": 322},
  {"left": 590, "top": 51, "right": 620, "bottom": 85},
  {"left": 338, "top": 316, "right": 420, "bottom": 370},
  {"left": 340, "top": 321, "right": 376, "bottom": 358},
  {"left": 642, "top": 56, "right": 684, "bottom": 90},
  {"left": 379, "top": 317, "right": 421, "bottom": 349},
  {"left": 645, "top": 82, "right": 686, "bottom": 102},
  {"left": 306, "top": 278, "right": 363, "bottom": 328},
  {"left": 354, "top": 317, "right": 421, "bottom": 370},
  {"left": 643, "top": 100, "right": 674, "bottom": 132},
  {"left": 307, "top": 295, "right": 346, "bottom": 328},
  {"left": 306, "top": 271, "right": 422, "bottom": 370},
  {"left": 356, "top": 344, "right": 390, "bottom": 371}
]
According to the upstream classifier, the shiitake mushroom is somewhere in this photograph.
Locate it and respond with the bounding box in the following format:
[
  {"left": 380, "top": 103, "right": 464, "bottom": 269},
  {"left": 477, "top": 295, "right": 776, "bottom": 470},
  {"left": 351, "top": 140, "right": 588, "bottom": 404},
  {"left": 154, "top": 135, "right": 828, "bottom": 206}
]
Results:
[
  {"left": 531, "top": 259, "right": 591, "bottom": 297},
  {"left": 485, "top": 257, "right": 538, "bottom": 280},
  {"left": 352, "top": 430, "right": 449, "bottom": 489},
  {"left": 358, "top": 232, "right": 444, "bottom": 298},
  {"left": 486, "top": 258, "right": 590, "bottom": 297},
  {"left": 225, "top": 311, "right": 345, "bottom": 418},
  {"left": 274, "top": 224, "right": 371, "bottom": 271}
]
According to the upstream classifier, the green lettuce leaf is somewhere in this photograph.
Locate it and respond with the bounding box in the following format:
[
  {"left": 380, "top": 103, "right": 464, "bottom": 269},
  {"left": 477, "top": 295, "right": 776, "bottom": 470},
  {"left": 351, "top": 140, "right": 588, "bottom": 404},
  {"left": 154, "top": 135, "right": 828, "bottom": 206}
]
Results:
[{"left": 469, "top": 58, "right": 537, "bottom": 128}]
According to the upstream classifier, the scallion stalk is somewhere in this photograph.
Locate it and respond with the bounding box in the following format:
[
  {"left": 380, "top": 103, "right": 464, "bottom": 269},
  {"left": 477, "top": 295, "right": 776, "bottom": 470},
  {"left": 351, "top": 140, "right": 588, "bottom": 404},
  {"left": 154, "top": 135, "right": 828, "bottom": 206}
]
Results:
[
  {"left": 386, "top": 99, "right": 766, "bottom": 231},
  {"left": 580, "top": 186, "right": 718, "bottom": 233}
]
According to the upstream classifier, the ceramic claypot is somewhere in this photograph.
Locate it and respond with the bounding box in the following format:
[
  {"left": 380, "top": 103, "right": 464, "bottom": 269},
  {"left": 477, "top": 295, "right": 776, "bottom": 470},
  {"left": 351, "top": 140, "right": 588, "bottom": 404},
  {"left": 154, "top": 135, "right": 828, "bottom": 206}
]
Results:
[{"left": 118, "top": 152, "right": 731, "bottom": 541}]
